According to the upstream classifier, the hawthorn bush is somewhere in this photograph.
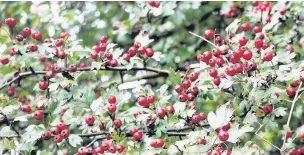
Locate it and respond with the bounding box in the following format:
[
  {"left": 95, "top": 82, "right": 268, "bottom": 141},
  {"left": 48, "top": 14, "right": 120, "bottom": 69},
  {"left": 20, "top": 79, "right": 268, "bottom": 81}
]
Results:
[{"left": 1, "top": 1, "right": 304, "bottom": 155}]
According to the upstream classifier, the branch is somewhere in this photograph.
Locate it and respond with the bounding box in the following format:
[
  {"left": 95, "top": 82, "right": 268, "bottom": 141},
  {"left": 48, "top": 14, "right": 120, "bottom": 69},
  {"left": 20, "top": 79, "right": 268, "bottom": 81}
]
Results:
[
  {"left": 0, "top": 112, "right": 20, "bottom": 136},
  {"left": 0, "top": 66, "right": 170, "bottom": 90},
  {"left": 189, "top": 31, "right": 217, "bottom": 47},
  {"left": 281, "top": 82, "right": 303, "bottom": 153}
]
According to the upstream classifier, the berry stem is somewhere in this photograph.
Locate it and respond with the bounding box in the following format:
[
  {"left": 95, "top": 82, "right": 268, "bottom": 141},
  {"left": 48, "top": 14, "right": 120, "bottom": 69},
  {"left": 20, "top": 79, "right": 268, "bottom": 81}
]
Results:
[{"left": 281, "top": 82, "right": 303, "bottom": 153}]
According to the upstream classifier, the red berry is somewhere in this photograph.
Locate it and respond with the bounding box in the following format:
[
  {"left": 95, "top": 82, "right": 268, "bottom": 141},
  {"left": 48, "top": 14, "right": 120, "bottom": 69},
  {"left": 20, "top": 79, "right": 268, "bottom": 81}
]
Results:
[
  {"left": 263, "top": 52, "right": 273, "bottom": 61},
  {"left": 156, "top": 108, "right": 166, "bottom": 118},
  {"left": 234, "top": 49, "right": 244, "bottom": 58},
  {"left": 80, "top": 61, "right": 87, "bottom": 68},
  {"left": 253, "top": 25, "right": 262, "bottom": 34},
  {"left": 285, "top": 131, "right": 292, "bottom": 138},
  {"left": 218, "top": 130, "right": 229, "bottom": 141},
  {"left": 242, "top": 50, "right": 253, "bottom": 60},
  {"left": 8, "top": 47, "right": 16, "bottom": 56},
  {"left": 174, "top": 84, "right": 185, "bottom": 93},
  {"left": 5, "top": 18, "right": 17, "bottom": 27},
  {"left": 28, "top": 43, "right": 38, "bottom": 52},
  {"left": 222, "top": 123, "right": 231, "bottom": 131},
  {"left": 286, "top": 45, "right": 294, "bottom": 53},
  {"left": 108, "top": 59, "right": 118, "bottom": 67},
  {"left": 0, "top": 57, "right": 9, "bottom": 65},
  {"left": 78, "top": 147, "right": 88, "bottom": 155},
  {"left": 230, "top": 55, "right": 240, "bottom": 64},
  {"left": 286, "top": 87, "right": 296, "bottom": 96},
  {"left": 187, "top": 101, "right": 196, "bottom": 109},
  {"left": 226, "top": 66, "right": 237, "bottom": 76},
  {"left": 182, "top": 80, "right": 192, "bottom": 88},
  {"left": 117, "top": 145, "right": 125, "bottom": 153},
  {"left": 90, "top": 51, "right": 99, "bottom": 59},
  {"left": 39, "top": 81, "right": 48, "bottom": 90},
  {"left": 39, "top": 54, "right": 46, "bottom": 62},
  {"left": 280, "top": 8, "right": 287, "bottom": 15},
  {"left": 130, "top": 128, "right": 139, "bottom": 135},
  {"left": 55, "top": 39, "right": 63, "bottom": 47},
  {"left": 298, "top": 148, "right": 304, "bottom": 154},
  {"left": 138, "top": 97, "right": 149, "bottom": 107},
  {"left": 109, "top": 146, "right": 117, "bottom": 153},
  {"left": 191, "top": 115, "right": 200, "bottom": 124},
  {"left": 146, "top": 48, "right": 154, "bottom": 57},
  {"left": 16, "top": 34, "right": 24, "bottom": 41},
  {"left": 133, "top": 131, "right": 143, "bottom": 141},
  {"left": 57, "top": 122, "right": 66, "bottom": 131},
  {"left": 108, "top": 95, "right": 116, "bottom": 104},
  {"left": 61, "top": 129, "right": 70, "bottom": 138},
  {"left": 68, "top": 64, "right": 77, "bottom": 73},
  {"left": 209, "top": 69, "right": 218, "bottom": 78},
  {"left": 138, "top": 46, "right": 147, "bottom": 54},
  {"left": 266, "top": 16, "right": 271, "bottom": 23},
  {"left": 289, "top": 148, "right": 298, "bottom": 155},
  {"left": 99, "top": 43, "right": 107, "bottom": 51},
  {"left": 107, "top": 104, "right": 117, "bottom": 113},
  {"left": 213, "top": 77, "right": 221, "bottom": 85},
  {"left": 240, "top": 23, "right": 251, "bottom": 31},
  {"left": 102, "top": 142, "right": 110, "bottom": 151},
  {"left": 204, "top": 29, "right": 215, "bottom": 39},
  {"left": 46, "top": 70, "right": 55, "bottom": 79},
  {"left": 166, "top": 105, "right": 175, "bottom": 113},
  {"left": 93, "top": 45, "right": 102, "bottom": 53},
  {"left": 32, "top": 31, "right": 42, "bottom": 41},
  {"left": 239, "top": 37, "right": 248, "bottom": 46},
  {"left": 85, "top": 115, "right": 95, "bottom": 125},
  {"left": 41, "top": 131, "right": 51, "bottom": 140},
  {"left": 252, "top": 1, "right": 259, "bottom": 6},
  {"left": 291, "top": 81, "right": 299, "bottom": 87},
  {"left": 21, "top": 105, "right": 31, "bottom": 112},
  {"left": 123, "top": 53, "right": 131, "bottom": 61},
  {"left": 147, "top": 95, "right": 156, "bottom": 103},
  {"left": 99, "top": 35, "right": 108, "bottom": 43},
  {"left": 128, "top": 46, "right": 137, "bottom": 57},
  {"left": 60, "top": 32, "right": 69, "bottom": 39},
  {"left": 33, "top": 110, "right": 44, "bottom": 120},
  {"left": 189, "top": 72, "right": 199, "bottom": 81},
  {"left": 197, "top": 138, "right": 207, "bottom": 145},
  {"left": 7, "top": 86, "right": 15, "bottom": 96},
  {"left": 178, "top": 93, "right": 188, "bottom": 102},
  {"left": 198, "top": 112, "right": 207, "bottom": 120},
  {"left": 254, "top": 39, "right": 263, "bottom": 49},
  {"left": 57, "top": 50, "right": 66, "bottom": 59},
  {"left": 263, "top": 104, "right": 273, "bottom": 114},
  {"left": 208, "top": 58, "right": 216, "bottom": 67},
  {"left": 113, "top": 119, "right": 122, "bottom": 128},
  {"left": 22, "top": 27, "right": 31, "bottom": 37},
  {"left": 93, "top": 146, "right": 105, "bottom": 154}
]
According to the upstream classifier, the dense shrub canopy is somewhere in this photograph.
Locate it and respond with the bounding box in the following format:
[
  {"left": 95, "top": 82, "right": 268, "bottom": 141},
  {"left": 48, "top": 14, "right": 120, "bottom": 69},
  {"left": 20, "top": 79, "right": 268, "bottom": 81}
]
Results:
[{"left": 0, "top": 1, "right": 304, "bottom": 155}]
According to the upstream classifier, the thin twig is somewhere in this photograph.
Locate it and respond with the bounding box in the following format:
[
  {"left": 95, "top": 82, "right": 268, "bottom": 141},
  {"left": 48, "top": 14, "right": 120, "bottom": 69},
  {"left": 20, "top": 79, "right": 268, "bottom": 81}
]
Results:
[
  {"left": 281, "top": 82, "right": 303, "bottom": 153},
  {"left": 189, "top": 31, "right": 217, "bottom": 47}
]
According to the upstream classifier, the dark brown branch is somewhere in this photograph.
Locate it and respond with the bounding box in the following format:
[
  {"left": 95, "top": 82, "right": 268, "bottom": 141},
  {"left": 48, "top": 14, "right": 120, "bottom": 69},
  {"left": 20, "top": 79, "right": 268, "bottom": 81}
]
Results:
[{"left": 0, "top": 66, "right": 170, "bottom": 90}]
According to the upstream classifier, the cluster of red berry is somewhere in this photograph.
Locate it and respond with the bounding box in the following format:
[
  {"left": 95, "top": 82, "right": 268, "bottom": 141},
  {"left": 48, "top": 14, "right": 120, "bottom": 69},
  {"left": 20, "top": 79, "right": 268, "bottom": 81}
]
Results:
[
  {"left": 289, "top": 147, "right": 304, "bottom": 155},
  {"left": 77, "top": 142, "right": 124, "bottom": 155},
  {"left": 123, "top": 41, "right": 155, "bottom": 62},
  {"left": 225, "top": 4, "right": 238, "bottom": 18},
  {"left": 41, "top": 122, "right": 70, "bottom": 143},
  {"left": 202, "top": 146, "right": 231, "bottom": 155}
]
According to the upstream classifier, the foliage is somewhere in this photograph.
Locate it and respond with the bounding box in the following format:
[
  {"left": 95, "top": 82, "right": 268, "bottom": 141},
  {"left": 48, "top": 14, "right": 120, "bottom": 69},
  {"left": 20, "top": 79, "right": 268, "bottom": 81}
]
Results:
[{"left": 0, "top": 1, "right": 304, "bottom": 155}]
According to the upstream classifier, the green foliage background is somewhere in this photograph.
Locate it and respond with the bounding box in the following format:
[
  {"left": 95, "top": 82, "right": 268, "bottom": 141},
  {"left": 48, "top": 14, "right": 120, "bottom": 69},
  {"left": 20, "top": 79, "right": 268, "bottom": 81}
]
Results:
[{"left": 0, "top": 1, "right": 304, "bottom": 155}]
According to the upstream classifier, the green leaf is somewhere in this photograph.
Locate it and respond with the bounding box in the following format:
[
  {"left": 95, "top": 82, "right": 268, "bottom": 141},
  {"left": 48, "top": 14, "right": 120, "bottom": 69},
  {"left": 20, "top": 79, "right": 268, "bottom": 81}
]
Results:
[
  {"left": 68, "top": 134, "right": 83, "bottom": 147},
  {"left": 169, "top": 68, "right": 181, "bottom": 85}
]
